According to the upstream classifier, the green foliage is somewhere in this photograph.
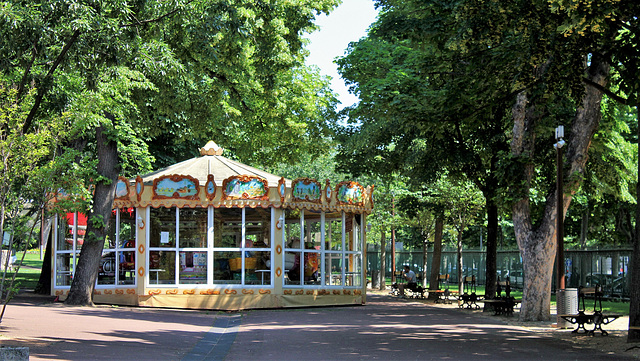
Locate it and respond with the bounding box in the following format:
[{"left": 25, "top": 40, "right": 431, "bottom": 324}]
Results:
[
  {"left": 336, "top": 0, "right": 639, "bottom": 252},
  {"left": 1, "top": 0, "right": 342, "bottom": 175},
  {"left": 265, "top": 141, "right": 346, "bottom": 182},
  {"left": 1, "top": 0, "right": 344, "bottom": 304}
]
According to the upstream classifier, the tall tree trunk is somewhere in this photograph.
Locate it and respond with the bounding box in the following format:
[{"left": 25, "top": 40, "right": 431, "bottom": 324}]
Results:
[
  {"left": 65, "top": 124, "right": 119, "bottom": 306},
  {"left": 34, "top": 218, "right": 53, "bottom": 295},
  {"left": 485, "top": 198, "right": 498, "bottom": 299},
  {"left": 511, "top": 55, "right": 609, "bottom": 321},
  {"left": 629, "top": 103, "right": 640, "bottom": 342},
  {"left": 379, "top": 230, "right": 386, "bottom": 291},
  {"left": 511, "top": 54, "right": 609, "bottom": 321},
  {"left": 429, "top": 218, "right": 443, "bottom": 291}
]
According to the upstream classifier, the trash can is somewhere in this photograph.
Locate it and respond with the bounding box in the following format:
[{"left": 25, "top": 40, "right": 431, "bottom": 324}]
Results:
[{"left": 557, "top": 288, "right": 578, "bottom": 328}]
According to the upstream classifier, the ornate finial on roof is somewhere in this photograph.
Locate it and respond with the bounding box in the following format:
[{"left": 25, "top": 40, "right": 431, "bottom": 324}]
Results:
[{"left": 200, "top": 141, "right": 224, "bottom": 156}]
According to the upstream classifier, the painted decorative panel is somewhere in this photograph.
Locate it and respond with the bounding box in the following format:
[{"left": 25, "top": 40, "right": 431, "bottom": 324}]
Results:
[
  {"left": 278, "top": 177, "right": 286, "bottom": 203},
  {"left": 135, "top": 176, "right": 144, "bottom": 202},
  {"left": 205, "top": 174, "right": 216, "bottom": 201},
  {"left": 335, "top": 181, "right": 365, "bottom": 206},
  {"left": 325, "top": 179, "right": 332, "bottom": 203},
  {"left": 152, "top": 175, "right": 200, "bottom": 200},
  {"left": 115, "top": 177, "right": 130, "bottom": 200},
  {"left": 292, "top": 178, "right": 321, "bottom": 203},
  {"left": 222, "top": 175, "right": 269, "bottom": 200},
  {"left": 370, "top": 184, "right": 375, "bottom": 208}
]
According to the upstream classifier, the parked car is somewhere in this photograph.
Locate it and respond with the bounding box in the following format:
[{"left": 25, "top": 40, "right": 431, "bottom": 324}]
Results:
[
  {"left": 497, "top": 270, "right": 524, "bottom": 286},
  {"left": 585, "top": 273, "right": 614, "bottom": 287}
]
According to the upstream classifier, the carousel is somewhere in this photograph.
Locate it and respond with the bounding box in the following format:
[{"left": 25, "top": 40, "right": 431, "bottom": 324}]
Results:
[{"left": 51, "top": 141, "right": 374, "bottom": 310}]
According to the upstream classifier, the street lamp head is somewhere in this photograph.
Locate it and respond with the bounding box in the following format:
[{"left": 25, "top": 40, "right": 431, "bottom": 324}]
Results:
[{"left": 554, "top": 125, "right": 565, "bottom": 149}]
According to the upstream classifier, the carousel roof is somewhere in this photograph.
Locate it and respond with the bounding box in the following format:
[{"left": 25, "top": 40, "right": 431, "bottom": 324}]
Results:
[{"left": 138, "top": 141, "right": 290, "bottom": 187}]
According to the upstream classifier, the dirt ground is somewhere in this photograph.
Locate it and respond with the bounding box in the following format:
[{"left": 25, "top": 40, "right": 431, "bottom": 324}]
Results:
[
  {"left": 4, "top": 290, "right": 640, "bottom": 360},
  {"left": 375, "top": 288, "right": 640, "bottom": 360},
  {"left": 495, "top": 313, "right": 640, "bottom": 360},
  {"left": 550, "top": 329, "right": 640, "bottom": 359}
]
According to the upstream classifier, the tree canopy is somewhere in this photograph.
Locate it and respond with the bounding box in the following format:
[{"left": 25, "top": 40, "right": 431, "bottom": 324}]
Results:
[
  {"left": 1, "top": 0, "right": 341, "bottom": 305},
  {"left": 336, "top": 0, "right": 640, "bottom": 324}
]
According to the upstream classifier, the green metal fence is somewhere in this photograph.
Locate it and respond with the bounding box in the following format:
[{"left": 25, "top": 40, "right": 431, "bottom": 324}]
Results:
[{"left": 366, "top": 246, "right": 632, "bottom": 298}]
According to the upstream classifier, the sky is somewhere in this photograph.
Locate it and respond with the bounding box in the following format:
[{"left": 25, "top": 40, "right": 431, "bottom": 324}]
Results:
[{"left": 305, "top": 1, "right": 379, "bottom": 110}]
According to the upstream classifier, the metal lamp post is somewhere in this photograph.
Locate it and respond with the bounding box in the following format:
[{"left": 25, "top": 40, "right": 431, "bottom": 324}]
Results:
[
  {"left": 555, "top": 125, "right": 566, "bottom": 327},
  {"left": 555, "top": 125, "right": 566, "bottom": 291}
]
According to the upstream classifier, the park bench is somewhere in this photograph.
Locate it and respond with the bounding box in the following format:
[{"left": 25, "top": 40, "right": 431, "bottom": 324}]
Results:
[
  {"left": 389, "top": 271, "right": 404, "bottom": 296},
  {"left": 406, "top": 272, "right": 426, "bottom": 299},
  {"left": 484, "top": 298, "right": 520, "bottom": 316},
  {"left": 559, "top": 285, "right": 621, "bottom": 336},
  {"left": 459, "top": 275, "right": 481, "bottom": 310},
  {"left": 406, "top": 284, "right": 426, "bottom": 299},
  {"left": 433, "top": 274, "right": 458, "bottom": 304},
  {"left": 483, "top": 278, "right": 520, "bottom": 316},
  {"left": 389, "top": 271, "right": 425, "bottom": 298}
]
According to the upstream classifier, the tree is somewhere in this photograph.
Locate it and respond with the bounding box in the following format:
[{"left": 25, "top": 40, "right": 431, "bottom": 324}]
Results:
[
  {"left": 400, "top": 177, "right": 484, "bottom": 292},
  {"left": 336, "top": 0, "right": 516, "bottom": 300},
  {"left": 510, "top": 53, "right": 610, "bottom": 321},
  {"left": 398, "top": 199, "right": 436, "bottom": 288},
  {"left": 545, "top": 0, "right": 640, "bottom": 341},
  {"left": 0, "top": 85, "right": 75, "bottom": 321},
  {"left": 442, "top": 180, "right": 484, "bottom": 294},
  {"left": 1, "top": 0, "right": 340, "bottom": 306},
  {"left": 562, "top": 100, "right": 637, "bottom": 250},
  {"left": 368, "top": 179, "right": 402, "bottom": 289},
  {"left": 337, "top": 0, "right": 639, "bottom": 322}
]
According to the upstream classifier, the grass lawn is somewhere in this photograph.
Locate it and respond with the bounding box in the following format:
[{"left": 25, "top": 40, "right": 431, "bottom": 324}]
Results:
[{"left": 3, "top": 251, "right": 44, "bottom": 290}]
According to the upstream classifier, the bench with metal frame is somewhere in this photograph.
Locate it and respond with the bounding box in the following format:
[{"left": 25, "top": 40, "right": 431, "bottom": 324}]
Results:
[
  {"left": 433, "top": 274, "right": 458, "bottom": 304},
  {"left": 560, "top": 285, "right": 621, "bottom": 336},
  {"left": 459, "top": 275, "right": 481, "bottom": 310},
  {"left": 483, "top": 278, "right": 519, "bottom": 316}
]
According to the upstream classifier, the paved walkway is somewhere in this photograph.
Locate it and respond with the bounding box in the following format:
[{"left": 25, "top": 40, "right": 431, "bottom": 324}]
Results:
[{"left": 0, "top": 292, "right": 635, "bottom": 360}]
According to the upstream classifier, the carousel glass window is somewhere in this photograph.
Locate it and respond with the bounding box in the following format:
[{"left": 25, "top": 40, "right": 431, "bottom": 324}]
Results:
[
  {"left": 324, "top": 212, "right": 344, "bottom": 286},
  {"left": 243, "top": 207, "right": 271, "bottom": 285},
  {"left": 284, "top": 209, "right": 322, "bottom": 286},
  {"left": 178, "top": 208, "right": 208, "bottom": 284},
  {"left": 55, "top": 210, "right": 137, "bottom": 287},
  {"left": 346, "top": 214, "right": 364, "bottom": 287},
  {"left": 148, "top": 207, "right": 210, "bottom": 285},
  {"left": 213, "top": 207, "right": 271, "bottom": 286},
  {"left": 98, "top": 208, "right": 137, "bottom": 286},
  {"left": 149, "top": 207, "right": 177, "bottom": 284},
  {"left": 284, "top": 210, "right": 363, "bottom": 288},
  {"left": 54, "top": 212, "right": 86, "bottom": 286},
  {"left": 283, "top": 209, "right": 302, "bottom": 285},
  {"left": 284, "top": 209, "right": 321, "bottom": 286}
]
